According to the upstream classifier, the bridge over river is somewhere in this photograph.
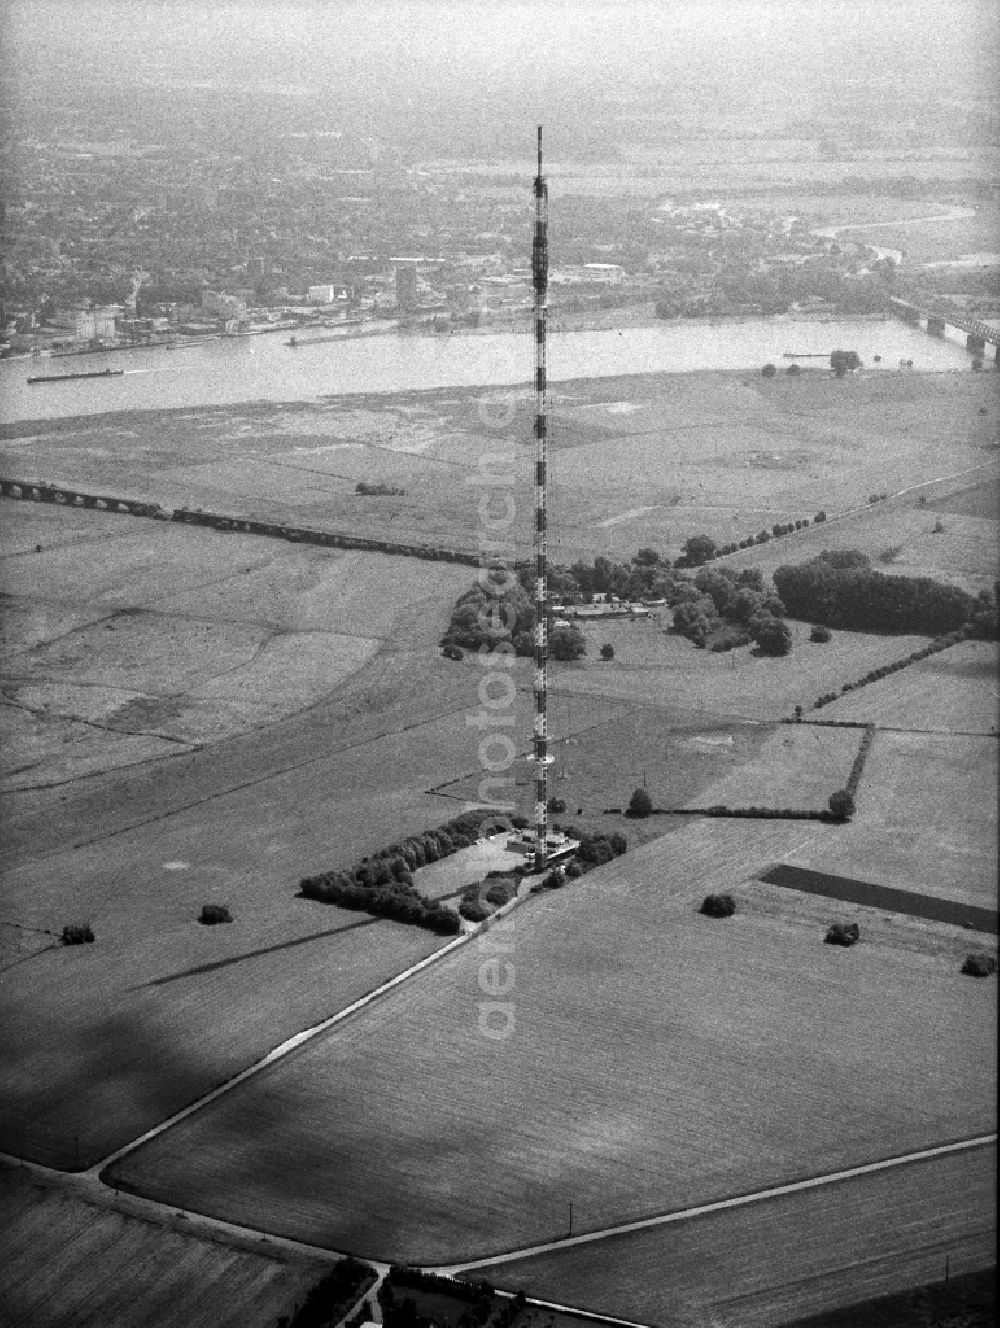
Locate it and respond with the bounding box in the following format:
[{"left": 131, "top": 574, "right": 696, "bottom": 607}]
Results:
[{"left": 891, "top": 297, "right": 1000, "bottom": 359}]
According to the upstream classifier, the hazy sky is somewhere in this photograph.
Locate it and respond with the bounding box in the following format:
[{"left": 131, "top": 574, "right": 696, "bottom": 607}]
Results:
[{"left": 2, "top": 1, "right": 996, "bottom": 153}]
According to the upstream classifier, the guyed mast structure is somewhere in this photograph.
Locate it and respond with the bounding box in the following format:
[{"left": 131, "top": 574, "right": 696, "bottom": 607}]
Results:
[{"left": 532, "top": 125, "right": 552, "bottom": 872}]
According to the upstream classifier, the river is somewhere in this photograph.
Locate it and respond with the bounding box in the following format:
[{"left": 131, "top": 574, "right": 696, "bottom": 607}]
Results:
[{"left": 0, "top": 316, "right": 977, "bottom": 424}]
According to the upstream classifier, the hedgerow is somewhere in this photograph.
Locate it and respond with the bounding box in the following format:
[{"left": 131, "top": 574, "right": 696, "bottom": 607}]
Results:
[
  {"left": 805, "top": 629, "right": 970, "bottom": 713},
  {"left": 299, "top": 808, "right": 508, "bottom": 933},
  {"left": 199, "top": 904, "right": 232, "bottom": 925},
  {"left": 845, "top": 725, "right": 876, "bottom": 798}
]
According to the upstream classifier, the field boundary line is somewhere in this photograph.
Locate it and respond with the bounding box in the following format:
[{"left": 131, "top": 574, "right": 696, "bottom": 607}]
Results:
[
  {"left": 0, "top": 1151, "right": 363, "bottom": 1268},
  {"left": 708, "top": 459, "right": 998, "bottom": 567},
  {"left": 437, "top": 1134, "right": 998, "bottom": 1273},
  {"left": 94, "top": 923, "right": 485, "bottom": 1176},
  {"left": 52, "top": 697, "right": 474, "bottom": 853}
]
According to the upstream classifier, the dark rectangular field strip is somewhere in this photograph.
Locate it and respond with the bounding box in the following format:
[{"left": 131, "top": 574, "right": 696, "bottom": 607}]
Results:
[{"left": 759, "top": 864, "right": 998, "bottom": 935}]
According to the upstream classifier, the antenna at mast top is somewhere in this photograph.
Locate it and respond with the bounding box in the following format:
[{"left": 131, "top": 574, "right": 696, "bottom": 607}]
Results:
[{"left": 538, "top": 124, "right": 542, "bottom": 170}]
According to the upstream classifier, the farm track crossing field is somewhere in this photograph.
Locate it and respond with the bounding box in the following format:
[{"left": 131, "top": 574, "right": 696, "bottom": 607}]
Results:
[
  {"left": 107, "top": 818, "right": 996, "bottom": 1264},
  {"left": 2, "top": 360, "right": 997, "bottom": 1318},
  {"left": 0, "top": 522, "right": 509, "bottom": 1166},
  {"left": 0, "top": 1163, "right": 327, "bottom": 1328},
  {"left": 483, "top": 1145, "right": 997, "bottom": 1327}
]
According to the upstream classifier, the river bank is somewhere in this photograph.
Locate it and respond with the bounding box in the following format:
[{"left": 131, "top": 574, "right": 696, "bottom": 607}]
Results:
[{"left": 0, "top": 315, "right": 979, "bottom": 426}]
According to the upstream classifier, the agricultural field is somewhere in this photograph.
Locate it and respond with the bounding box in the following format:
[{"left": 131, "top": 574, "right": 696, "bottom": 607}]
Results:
[
  {"left": 779, "top": 729, "right": 998, "bottom": 909},
  {"left": 813, "top": 638, "right": 997, "bottom": 731},
  {"left": 0, "top": 504, "right": 508, "bottom": 1166},
  {"left": 930, "top": 473, "right": 1000, "bottom": 520},
  {"left": 0, "top": 1162, "right": 328, "bottom": 1328},
  {"left": 3, "top": 367, "right": 996, "bottom": 568},
  {"left": 0, "top": 502, "right": 472, "bottom": 786},
  {"left": 546, "top": 613, "right": 931, "bottom": 721},
  {"left": 677, "top": 723, "right": 863, "bottom": 810},
  {"left": 1, "top": 353, "right": 996, "bottom": 1321},
  {"left": 719, "top": 482, "right": 998, "bottom": 597},
  {"left": 106, "top": 816, "right": 996, "bottom": 1264},
  {"left": 433, "top": 696, "right": 772, "bottom": 832},
  {"left": 483, "top": 1145, "right": 997, "bottom": 1326}
]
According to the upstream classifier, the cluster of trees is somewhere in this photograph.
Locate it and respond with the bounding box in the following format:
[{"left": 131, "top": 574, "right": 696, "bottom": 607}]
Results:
[
  {"left": 542, "top": 550, "right": 681, "bottom": 604},
  {"left": 379, "top": 1267, "right": 519, "bottom": 1328},
  {"left": 962, "top": 953, "right": 997, "bottom": 978},
  {"left": 672, "top": 564, "right": 791, "bottom": 654},
  {"left": 773, "top": 550, "right": 990, "bottom": 636},
  {"left": 299, "top": 809, "right": 507, "bottom": 935},
  {"left": 830, "top": 349, "right": 862, "bottom": 376},
  {"left": 459, "top": 876, "right": 518, "bottom": 921},
  {"left": 442, "top": 572, "right": 536, "bottom": 655},
  {"left": 700, "top": 892, "right": 736, "bottom": 918},
  {"left": 198, "top": 904, "right": 232, "bottom": 925},
  {"left": 558, "top": 826, "right": 628, "bottom": 874},
  {"left": 825, "top": 921, "right": 860, "bottom": 947},
  {"left": 285, "top": 1258, "right": 375, "bottom": 1328},
  {"left": 440, "top": 564, "right": 593, "bottom": 659},
  {"left": 61, "top": 924, "right": 94, "bottom": 945}
]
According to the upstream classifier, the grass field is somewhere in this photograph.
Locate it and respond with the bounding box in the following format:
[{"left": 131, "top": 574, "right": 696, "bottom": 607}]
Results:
[
  {"left": 0, "top": 1163, "right": 328, "bottom": 1328},
  {"left": 813, "top": 639, "right": 998, "bottom": 731},
  {"left": 3, "top": 368, "right": 996, "bottom": 568},
  {"left": 483, "top": 1146, "right": 997, "bottom": 1327},
  {"left": 106, "top": 816, "right": 996, "bottom": 1263},
  {"left": 2, "top": 360, "right": 996, "bottom": 1318},
  {"left": 548, "top": 615, "right": 931, "bottom": 722},
  {"left": 779, "top": 730, "right": 998, "bottom": 909},
  {"left": 0, "top": 509, "right": 501, "bottom": 1167},
  {"left": 0, "top": 503, "right": 472, "bottom": 785}
]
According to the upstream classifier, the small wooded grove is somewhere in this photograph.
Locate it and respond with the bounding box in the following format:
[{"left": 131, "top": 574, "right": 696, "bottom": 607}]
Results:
[
  {"left": 282, "top": 1257, "right": 375, "bottom": 1328},
  {"left": 773, "top": 550, "right": 999, "bottom": 637},
  {"left": 299, "top": 808, "right": 512, "bottom": 933}
]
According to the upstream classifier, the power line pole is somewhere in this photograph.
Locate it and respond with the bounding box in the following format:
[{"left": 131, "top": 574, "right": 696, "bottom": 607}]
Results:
[{"left": 532, "top": 125, "right": 552, "bottom": 874}]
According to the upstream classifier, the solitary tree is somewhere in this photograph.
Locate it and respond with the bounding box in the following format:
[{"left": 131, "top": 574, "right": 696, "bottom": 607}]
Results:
[
  {"left": 600, "top": 643, "right": 615, "bottom": 660},
  {"left": 550, "top": 624, "right": 587, "bottom": 660},
  {"left": 762, "top": 362, "right": 777, "bottom": 378},
  {"left": 828, "top": 788, "right": 856, "bottom": 821},
  {"left": 753, "top": 615, "right": 793, "bottom": 656},
  {"left": 682, "top": 534, "right": 718, "bottom": 567},
  {"left": 628, "top": 787, "right": 652, "bottom": 818}
]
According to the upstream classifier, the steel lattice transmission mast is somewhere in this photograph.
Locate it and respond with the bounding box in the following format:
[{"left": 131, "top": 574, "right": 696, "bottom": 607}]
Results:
[{"left": 531, "top": 125, "right": 553, "bottom": 873}]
